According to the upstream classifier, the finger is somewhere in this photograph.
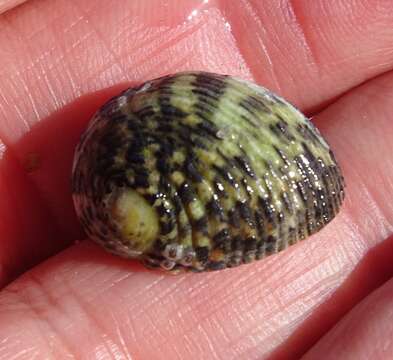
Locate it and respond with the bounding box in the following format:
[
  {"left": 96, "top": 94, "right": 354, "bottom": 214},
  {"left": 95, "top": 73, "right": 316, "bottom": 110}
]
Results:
[
  {"left": 1, "top": 70, "right": 393, "bottom": 358},
  {"left": 2, "top": 0, "right": 393, "bottom": 281},
  {"left": 303, "top": 275, "right": 393, "bottom": 360},
  {"left": 0, "top": 0, "right": 26, "bottom": 14},
  {"left": 220, "top": 0, "right": 393, "bottom": 112}
]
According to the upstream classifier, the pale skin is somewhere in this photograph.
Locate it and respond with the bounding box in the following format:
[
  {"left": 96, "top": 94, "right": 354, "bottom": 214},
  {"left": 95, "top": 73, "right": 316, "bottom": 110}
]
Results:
[{"left": 0, "top": 0, "right": 393, "bottom": 359}]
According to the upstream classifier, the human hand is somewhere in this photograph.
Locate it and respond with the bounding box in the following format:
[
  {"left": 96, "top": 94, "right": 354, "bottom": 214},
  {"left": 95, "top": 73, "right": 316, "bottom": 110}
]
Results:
[{"left": 0, "top": 1, "right": 393, "bottom": 359}]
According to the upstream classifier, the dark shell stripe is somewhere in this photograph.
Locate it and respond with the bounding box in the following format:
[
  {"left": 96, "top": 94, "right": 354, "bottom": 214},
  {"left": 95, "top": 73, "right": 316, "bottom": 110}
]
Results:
[{"left": 72, "top": 71, "right": 345, "bottom": 272}]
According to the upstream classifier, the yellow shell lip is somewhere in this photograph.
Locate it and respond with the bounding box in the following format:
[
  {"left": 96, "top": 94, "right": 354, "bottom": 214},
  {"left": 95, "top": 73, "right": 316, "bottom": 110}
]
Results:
[
  {"left": 110, "top": 189, "right": 159, "bottom": 254},
  {"left": 72, "top": 71, "right": 345, "bottom": 273}
]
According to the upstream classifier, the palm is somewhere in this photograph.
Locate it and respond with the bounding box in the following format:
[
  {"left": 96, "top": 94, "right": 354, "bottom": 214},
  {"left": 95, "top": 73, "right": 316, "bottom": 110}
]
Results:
[{"left": 1, "top": 1, "right": 392, "bottom": 359}]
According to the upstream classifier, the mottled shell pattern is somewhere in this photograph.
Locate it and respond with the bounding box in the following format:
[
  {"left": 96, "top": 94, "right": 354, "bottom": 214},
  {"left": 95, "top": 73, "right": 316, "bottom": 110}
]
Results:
[{"left": 72, "top": 72, "right": 345, "bottom": 272}]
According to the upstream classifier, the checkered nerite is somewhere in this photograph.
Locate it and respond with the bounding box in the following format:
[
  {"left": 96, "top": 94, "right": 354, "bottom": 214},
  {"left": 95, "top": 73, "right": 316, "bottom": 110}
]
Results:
[{"left": 72, "top": 72, "right": 345, "bottom": 273}]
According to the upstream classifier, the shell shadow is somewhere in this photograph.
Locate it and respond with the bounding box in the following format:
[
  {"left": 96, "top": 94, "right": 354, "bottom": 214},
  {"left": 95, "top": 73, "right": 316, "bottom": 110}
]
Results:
[{"left": 1, "top": 83, "right": 133, "bottom": 285}]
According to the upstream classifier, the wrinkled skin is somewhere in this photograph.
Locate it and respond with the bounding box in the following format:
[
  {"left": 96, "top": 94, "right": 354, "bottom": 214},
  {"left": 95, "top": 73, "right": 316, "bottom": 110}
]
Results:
[{"left": 0, "top": 1, "right": 393, "bottom": 359}]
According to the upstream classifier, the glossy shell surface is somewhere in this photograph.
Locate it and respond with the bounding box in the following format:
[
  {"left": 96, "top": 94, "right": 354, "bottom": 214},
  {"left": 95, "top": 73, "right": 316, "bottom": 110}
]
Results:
[{"left": 72, "top": 71, "right": 345, "bottom": 272}]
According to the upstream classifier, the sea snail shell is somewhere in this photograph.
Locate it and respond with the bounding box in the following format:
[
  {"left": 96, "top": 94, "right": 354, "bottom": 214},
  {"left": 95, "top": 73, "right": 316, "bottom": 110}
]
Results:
[{"left": 72, "top": 71, "right": 345, "bottom": 272}]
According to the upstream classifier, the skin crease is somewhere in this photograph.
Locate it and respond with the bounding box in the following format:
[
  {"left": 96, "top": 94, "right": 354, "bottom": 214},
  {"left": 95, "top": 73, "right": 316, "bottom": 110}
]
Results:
[
  {"left": 0, "top": 0, "right": 393, "bottom": 358},
  {"left": 0, "top": 0, "right": 26, "bottom": 14}
]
